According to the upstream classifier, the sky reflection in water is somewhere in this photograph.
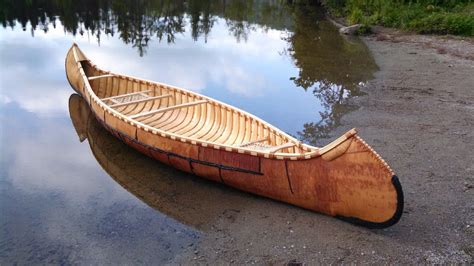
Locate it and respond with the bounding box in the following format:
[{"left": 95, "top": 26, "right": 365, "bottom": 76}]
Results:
[{"left": 0, "top": 1, "right": 377, "bottom": 263}]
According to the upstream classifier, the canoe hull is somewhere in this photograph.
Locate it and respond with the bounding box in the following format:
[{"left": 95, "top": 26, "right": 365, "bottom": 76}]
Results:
[{"left": 65, "top": 45, "right": 403, "bottom": 228}]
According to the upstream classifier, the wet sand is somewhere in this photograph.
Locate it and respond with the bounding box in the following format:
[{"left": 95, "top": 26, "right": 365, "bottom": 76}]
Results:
[{"left": 175, "top": 33, "right": 474, "bottom": 264}]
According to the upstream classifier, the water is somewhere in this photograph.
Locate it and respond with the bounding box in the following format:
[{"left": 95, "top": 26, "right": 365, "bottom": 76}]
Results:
[{"left": 0, "top": 0, "right": 377, "bottom": 263}]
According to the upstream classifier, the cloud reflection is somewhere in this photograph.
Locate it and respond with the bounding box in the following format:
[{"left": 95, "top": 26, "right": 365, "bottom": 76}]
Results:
[{"left": 0, "top": 18, "right": 290, "bottom": 118}]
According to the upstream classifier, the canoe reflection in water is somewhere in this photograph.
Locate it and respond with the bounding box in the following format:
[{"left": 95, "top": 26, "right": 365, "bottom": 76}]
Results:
[{"left": 69, "top": 93, "right": 249, "bottom": 229}]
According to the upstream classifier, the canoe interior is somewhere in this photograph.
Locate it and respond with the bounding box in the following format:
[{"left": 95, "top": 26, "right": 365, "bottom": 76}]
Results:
[{"left": 80, "top": 60, "right": 313, "bottom": 155}]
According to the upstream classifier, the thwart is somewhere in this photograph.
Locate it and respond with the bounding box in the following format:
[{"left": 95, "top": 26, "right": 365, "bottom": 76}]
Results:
[{"left": 65, "top": 44, "right": 403, "bottom": 228}]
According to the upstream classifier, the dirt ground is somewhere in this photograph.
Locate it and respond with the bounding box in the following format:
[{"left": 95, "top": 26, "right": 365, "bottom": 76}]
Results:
[{"left": 173, "top": 31, "right": 474, "bottom": 264}]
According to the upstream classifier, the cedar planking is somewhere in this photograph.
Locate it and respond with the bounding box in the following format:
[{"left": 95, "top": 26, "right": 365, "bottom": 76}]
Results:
[{"left": 65, "top": 44, "right": 403, "bottom": 228}]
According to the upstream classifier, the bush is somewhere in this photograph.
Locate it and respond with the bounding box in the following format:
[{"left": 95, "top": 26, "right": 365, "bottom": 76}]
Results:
[
  {"left": 348, "top": 7, "right": 364, "bottom": 24},
  {"left": 320, "top": 0, "right": 474, "bottom": 36},
  {"left": 408, "top": 13, "right": 474, "bottom": 35}
]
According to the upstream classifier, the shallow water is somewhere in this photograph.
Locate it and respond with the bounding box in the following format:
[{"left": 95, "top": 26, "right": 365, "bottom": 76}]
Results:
[{"left": 0, "top": 0, "right": 377, "bottom": 263}]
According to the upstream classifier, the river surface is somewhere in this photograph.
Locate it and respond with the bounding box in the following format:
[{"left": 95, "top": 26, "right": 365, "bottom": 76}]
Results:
[{"left": 0, "top": 0, "right": 377, "bottom": 263}]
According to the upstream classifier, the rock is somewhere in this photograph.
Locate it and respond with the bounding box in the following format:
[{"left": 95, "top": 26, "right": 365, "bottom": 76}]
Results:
[{"left": 339, "top": 24, "right": 362, "bottom": 35}]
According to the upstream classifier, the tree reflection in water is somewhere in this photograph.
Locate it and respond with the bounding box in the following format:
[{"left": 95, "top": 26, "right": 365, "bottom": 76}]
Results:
[
  {"left": 1, "top": 0, "right": 377, "bottom": 145},
  {"left": 1, "top": 0, "right": 293, "bottom": 55},
  {"left": 284, "top": 2, "right": 378, "bottom": 145}
]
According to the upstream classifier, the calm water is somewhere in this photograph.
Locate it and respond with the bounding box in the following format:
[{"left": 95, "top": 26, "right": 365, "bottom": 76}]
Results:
[{"left": 0, "top": 0, "right": 377, "bottom": 263}]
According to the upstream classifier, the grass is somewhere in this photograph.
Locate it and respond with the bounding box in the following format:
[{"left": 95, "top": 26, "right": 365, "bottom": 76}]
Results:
[{"left": 320, "top": 0, "right": 474, "bottom": 36}]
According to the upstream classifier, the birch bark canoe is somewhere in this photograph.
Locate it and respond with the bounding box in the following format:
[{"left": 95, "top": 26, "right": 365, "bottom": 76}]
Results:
[{"left": 65, "top": 44, "right": 403, "bottom": 228}]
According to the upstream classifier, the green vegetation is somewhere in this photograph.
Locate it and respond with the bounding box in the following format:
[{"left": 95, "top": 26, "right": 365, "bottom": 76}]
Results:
[{"left": 320, "top": 0, "right": 474, "bottom": 36}]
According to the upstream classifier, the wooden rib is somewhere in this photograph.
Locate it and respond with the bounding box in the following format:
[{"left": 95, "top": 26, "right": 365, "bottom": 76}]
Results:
[
  {"left": 152, "top": 93, "right": 183, "bottom": 128},
  {"left": 270, "top": 131, "right": 276, "bottom": 146},
  {"left": 109, "top": 94, "right": 172, "bottom": 108},
  {"left": 173, "top": 101, "right": 202, "bottom": 135},
  {"left": 268, "top": 142, "right": 296, "bottom": 153},
  {"left": 129, "top": 100, "right": 207, "bottom": 119},
  {"left": 95, "top": 73, "right": 105, "bottom": 98},
  {"left": 183, "top": 103, "right": 207, "bottom": 136},
  {"left": 173, "top": 95, "right": 202, "bottom": 133},
  {"left": 160, "top": 106, "right": 188, "bottom": 131},
  {"left": 201, "top": 104, "right": 223, "bottom": 140},
  {"left": 219, "top": 111, "right": 238, "bottom": 144},
  {"left": 105, "top": 76, "right": 113, "bottom": 98},
  {"left": 207, "top": 107, "right": 228, "bottom": 142},
  {"left": 162, "top": 94, "right": 197, "bottom": 131},
  {"left": 248, "top": 119, "right": 256, "bottom": 143},
  {"left": 226, "top": 112, "right": 242, "bottom": 145},
  {"left": 229, "top": 112, "right": 242, "bottom": 144},
  {"left": 238, "top": 114, "right": 247, "bottom": 144},
  {"left": 183, "top": 102, "right": 209, "bottom": 137},
  {"left": 264, "top": 128, "right": 271, "bottom": 145},
  {"left": 101, "top": 90, "right": 152, "bottom": 101},
  {"left": 103, "top": 76, "right": 111, "bottom": 98},
  {"left": 180, "top": 102, "right": 205, "bottom": 136},
  {"left": 167, "top": 99, "right": 196, "bottom": 133},
  {"left": 113, "top": 78, "right": 120, "bottom": 100},
  {"left": 108, "top": 77, "right": 116, "bottom": 99},
  {"left": 193, "top": 102, "right": 218, "bottom": 139},
  {"left": 88, "top": 74, "right": 114, "bottom": 81},
  {"left": 275, "top": 132, "right": 280, "bottom": 147},
  {"left": 139, "top": 85, "right": 169, "bottom": 123},
  {"left": 159, "top": 93, "right": 188, "bottom": 128},
  {"left": 133, "top": 85, "right": 163, "bottom": 124},
  {"left": 119, "top": 78, "right": 127, "bottom": 97},
  {"left": 148, "top": 90, "right": 181, "bottom": 127},
  {"left": 233, "top": 114, "right": 247, "bottom": 145},
  {"left": 95, "top": 75, "right": 102, "bottom": 98},
  {"left": 212, "top": 109, "right": 232, "bottom": 143},
  {"left": 244, "top": 117, "right": 253, "bottom": 143}
]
